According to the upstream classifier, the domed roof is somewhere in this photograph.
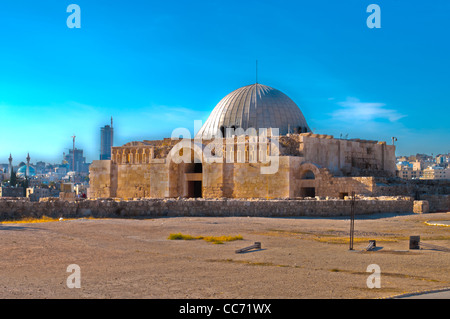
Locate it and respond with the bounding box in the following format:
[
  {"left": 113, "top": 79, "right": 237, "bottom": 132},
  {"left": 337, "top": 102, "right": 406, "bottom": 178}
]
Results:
[
  {"left": 16, "top": 165, "right": 36, "bottom": 177},
  {"left": 196, "top": 83, "right": 311, "bottom": 139}
]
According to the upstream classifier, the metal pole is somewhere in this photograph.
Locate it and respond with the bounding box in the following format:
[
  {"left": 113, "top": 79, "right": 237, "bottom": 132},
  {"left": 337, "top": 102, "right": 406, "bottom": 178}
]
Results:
[{"left": 349, "top": 191, "right": 356, "bottom": 250}]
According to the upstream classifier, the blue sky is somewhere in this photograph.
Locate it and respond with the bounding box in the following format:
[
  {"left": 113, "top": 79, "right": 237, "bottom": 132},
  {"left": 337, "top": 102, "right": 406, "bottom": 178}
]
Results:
[{"left": 0, "top": 0, "right": 449, "bottom": 164}]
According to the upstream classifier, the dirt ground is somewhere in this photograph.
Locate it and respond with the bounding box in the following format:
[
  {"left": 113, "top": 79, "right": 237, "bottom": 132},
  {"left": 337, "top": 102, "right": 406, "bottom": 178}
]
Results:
[{"left": 0, "top": 212, "right": 449, "bottom": 299}]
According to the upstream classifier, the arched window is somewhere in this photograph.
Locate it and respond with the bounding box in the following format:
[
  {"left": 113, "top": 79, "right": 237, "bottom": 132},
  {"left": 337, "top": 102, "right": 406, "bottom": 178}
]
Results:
[{"left": 301, "top": 170, "right": 315, "bottom": 180}]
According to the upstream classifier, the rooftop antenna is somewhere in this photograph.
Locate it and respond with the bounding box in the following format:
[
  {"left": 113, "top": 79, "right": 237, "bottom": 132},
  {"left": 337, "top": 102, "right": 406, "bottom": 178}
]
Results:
[
  {"left": 392, "top": 137, "right": 397, "bottom": 145},
  {"left": 256, "top": 59, "right": 258, "bottom": 84},
  {"left": 249, "top": 60, "right": 258, "bottom": 126}
]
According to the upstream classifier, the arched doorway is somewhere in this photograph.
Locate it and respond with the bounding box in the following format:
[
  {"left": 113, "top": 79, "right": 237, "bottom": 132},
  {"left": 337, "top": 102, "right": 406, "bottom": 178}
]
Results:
[
  {"left": 297, "top": 164, "right": 320, "bottom": 198},
  {"left": 167, "top": 141, "right": 204, "bottom": 198},
  {"left": 187, "top": 162, "right": 202, "bottom": 198},
  {"left": 301, "top": 187, "right": 315, "bottom": 198},
  {"left": 184, "top": 160, "right": 203, "bottom": 198}
]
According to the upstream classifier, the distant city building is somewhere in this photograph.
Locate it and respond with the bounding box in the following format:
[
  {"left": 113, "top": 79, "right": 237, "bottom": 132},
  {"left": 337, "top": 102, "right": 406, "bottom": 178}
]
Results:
[
  {"left": 42, "top": 165, "right": 69, "bottom": 182},
  {"left": 35, "top": 161, "right": 46, "bottom": 174},
  {"left": 0, "top": 186, "right": 24, "bottom": 198},
  {"left": 0, "top": 164, "right": 8, "bottom": 174},
  {"left": 422, "top": 166, "right": 450, "bottom": 180},
  {"left": 396, "top": 163, "right": 420, "bottom": 180},
  {"left": 396, "top": 160, "right": 423, "bottom": 180},
  {"left": 1, "top": 153, "right": 89, "bottom": 198},
  {"left": 64, "top": 148, "right": 88, "bottom": 173},
  {"left": 26, "top": 187, "right": 51, "bottom": 202},
  {"left": 435, "top": 154, "right": 449, "bottom": 167},
  {"left": 411, "top": 160, "right": 425, "bottom": 171},
  {"left": 100, "top": 117, "right": 114, "bottom": 160},
  {"left": 414, "top": 153, "right": 434, "bottom": 162},
  {"left": 54, "top": 165, "right": 69, "bottom": 175},
  {"left": 395, "top": 153, "right": 450, "bottom": 180}
]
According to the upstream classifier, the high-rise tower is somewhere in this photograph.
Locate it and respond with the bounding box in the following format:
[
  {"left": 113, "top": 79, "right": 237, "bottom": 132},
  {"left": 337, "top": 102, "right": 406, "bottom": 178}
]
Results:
[{"left": 100, "top": 117, "right": 114, "bottom": 160}]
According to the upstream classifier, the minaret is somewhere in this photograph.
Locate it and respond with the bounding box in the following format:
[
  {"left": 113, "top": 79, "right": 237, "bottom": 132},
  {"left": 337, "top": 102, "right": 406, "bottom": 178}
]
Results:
[
  {"left": 26, "top": 153, "right": 31, "bottom": 177},
  {"left": 8, "top": 153, "right": 13, "bottom": 178}
]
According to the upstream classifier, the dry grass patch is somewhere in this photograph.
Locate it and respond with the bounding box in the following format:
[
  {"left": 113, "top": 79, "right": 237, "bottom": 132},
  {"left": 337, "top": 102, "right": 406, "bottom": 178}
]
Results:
[
  {"left": 168, "top": 233, "right": 243, "bottom": 244},
  {"left": 0, "top": 216, "right": 98, "bottom": 224},
  {"left": 420, "top": 235, "right": 450, "bottom": 241},
  {"left": 424, "top": 220, "right": 450, "bottom": 227},
  {"left": 0, "top": 216, "right": 63, "bottom": 224}
]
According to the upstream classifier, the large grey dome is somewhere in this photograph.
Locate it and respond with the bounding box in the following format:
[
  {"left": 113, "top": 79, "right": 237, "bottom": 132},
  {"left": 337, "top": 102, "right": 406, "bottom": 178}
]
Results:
[{"left": 196, "top": 83, "right": 311, "bottom": 138}]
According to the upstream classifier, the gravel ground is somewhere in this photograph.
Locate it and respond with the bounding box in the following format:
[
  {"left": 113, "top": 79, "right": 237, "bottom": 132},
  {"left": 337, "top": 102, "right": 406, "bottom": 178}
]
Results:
[{"left": 0, "top": 212, "right": 449, "bottom": 299}]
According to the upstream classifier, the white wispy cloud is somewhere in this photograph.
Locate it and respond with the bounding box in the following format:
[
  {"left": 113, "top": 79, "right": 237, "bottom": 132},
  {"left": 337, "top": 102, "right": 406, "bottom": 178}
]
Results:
[{"left": 330, "top": 97, "right": 406, "bottom": 122}]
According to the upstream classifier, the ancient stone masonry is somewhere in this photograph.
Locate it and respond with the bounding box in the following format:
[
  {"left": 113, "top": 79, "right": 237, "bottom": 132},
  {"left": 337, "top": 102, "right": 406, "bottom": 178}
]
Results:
[
  {"left": 89, "top": 133, "right": 398, "bottom": 200},
  {"left": 0, "top": 196, "right": 421, "bottom": 221},
  {"left": 368, "top": 178, "right": 450, "bottom": 197},
  {"left": 413, "top": 200, "right": 429, "bottom": 214},
  {"left": 421, "top": 194, "right": 450, "bottom": 212}
]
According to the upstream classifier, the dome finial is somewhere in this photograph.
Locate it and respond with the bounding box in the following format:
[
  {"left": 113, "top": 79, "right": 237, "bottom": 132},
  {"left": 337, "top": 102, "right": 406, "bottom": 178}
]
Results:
[{"left": 255, "top": 60, "right": 258, "bottom": 84}]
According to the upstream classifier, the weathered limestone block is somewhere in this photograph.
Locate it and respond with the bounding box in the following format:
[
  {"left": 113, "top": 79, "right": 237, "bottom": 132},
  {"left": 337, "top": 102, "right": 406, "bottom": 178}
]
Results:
[
  {"left": 0, "top": 195, "right": 417, "bottom": 220},
  {"left": 413, "top": 200, "right": 429, "bottom": 214}
]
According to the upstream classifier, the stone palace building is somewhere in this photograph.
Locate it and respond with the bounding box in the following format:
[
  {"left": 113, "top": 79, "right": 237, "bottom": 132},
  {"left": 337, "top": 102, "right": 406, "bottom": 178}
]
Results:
[{"left": 89, "top": 83, "right": 396, "bottom": 199}]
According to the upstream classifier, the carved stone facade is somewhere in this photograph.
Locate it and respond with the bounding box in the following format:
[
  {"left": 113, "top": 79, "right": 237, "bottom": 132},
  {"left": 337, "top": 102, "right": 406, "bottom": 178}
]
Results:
[
  {"left": 89, "top": 83, "right": 397, "bottom": 200},
  {"left": 88, "top": 133, "right": 396, "bottom": 200}
]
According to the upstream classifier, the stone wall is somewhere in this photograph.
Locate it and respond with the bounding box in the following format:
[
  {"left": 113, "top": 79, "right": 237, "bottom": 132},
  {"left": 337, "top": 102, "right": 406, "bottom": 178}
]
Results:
[
  {"left": 89, "top": 159, "right": 171, "bottom": 199},
  {"left": 88, "top": 160, "right": 113, "bottom": 198},
  {"left": 299, "top": 134, "right": 396, "bottom": 177},
  {"left": 413, "top": 200, "right": 429, "bottom": 214},
  {"left": 89, "top": 134, "right": 402, "bottom": 200},
  {"left": 369, "top": 178, "right": 450, "bottom": 197},
  {"left": 421, "top": 194, "right": 450, "bottom": 212},
  {"left": 0, "top": 196, "right": 422, "bottom": 221},
  {"left": 0, "top": 187, "right": 24, "bottom": 198}
]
